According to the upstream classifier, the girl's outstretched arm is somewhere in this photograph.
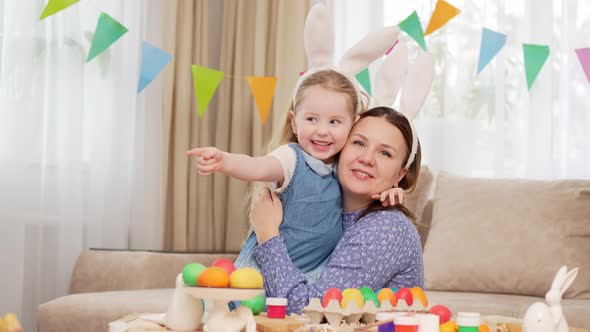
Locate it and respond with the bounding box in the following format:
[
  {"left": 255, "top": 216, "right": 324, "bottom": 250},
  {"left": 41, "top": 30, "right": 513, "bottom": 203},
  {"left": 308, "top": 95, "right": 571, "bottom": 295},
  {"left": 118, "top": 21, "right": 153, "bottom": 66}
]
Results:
[{"left": 186, "top": 147, "right": 284, "bottom": 183}]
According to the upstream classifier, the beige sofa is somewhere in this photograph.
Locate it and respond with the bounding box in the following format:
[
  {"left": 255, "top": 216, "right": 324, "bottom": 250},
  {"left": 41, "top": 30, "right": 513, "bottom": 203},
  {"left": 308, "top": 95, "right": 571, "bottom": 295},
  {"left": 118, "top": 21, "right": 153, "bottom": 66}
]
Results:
[{"left": 38, "top": 169, "right": 590, "bottom": 331}]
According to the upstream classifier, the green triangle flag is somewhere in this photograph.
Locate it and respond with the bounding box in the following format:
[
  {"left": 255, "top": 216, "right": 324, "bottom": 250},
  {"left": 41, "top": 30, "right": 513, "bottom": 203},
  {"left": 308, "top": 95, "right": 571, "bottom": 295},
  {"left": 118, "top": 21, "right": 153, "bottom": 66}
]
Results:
[
  {"left": 356, "top": 68, "right": 372, "bottom": 96},
  {"left": 40, "top": 0, "right": 79, "bottom": 20},
  {"left": 523, "top": 44, "right": 550, "bottom": 90},
  {"left": 86, "top": 12, "right": 128, "bottom": 62},
  {"left": 192, "top": 65, "right": 224, "bottom": 117},
  {"left": 399, "top": 11, "right": 427, "bottom": 51}
]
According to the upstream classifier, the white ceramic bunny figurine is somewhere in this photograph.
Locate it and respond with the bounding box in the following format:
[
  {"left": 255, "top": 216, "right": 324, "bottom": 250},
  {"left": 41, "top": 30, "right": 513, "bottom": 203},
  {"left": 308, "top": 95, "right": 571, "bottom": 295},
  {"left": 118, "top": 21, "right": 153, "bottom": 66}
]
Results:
[{"left": 522, "top": 265, "right": 579, "bottom": 332}]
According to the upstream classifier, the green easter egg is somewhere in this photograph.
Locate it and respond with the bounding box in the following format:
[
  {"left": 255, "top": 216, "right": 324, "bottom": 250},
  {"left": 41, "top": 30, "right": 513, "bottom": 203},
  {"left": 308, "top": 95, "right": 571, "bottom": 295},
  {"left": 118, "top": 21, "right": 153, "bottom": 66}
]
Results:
[
  {"left": 360, "top": 286, "right": 380, "bottom": 307},
  {"left": 241, "top": 295, "right": 265, "bottom": 315},
  {"left": 182, "top": 263, "right": 206, "bottom": 286}
]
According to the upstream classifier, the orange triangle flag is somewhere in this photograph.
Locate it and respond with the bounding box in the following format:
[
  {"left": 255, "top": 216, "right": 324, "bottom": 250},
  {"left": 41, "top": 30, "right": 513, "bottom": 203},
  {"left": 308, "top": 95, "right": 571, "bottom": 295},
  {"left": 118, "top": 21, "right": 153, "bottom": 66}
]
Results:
[
  {"left": 424, "top": 0, "right": 460, "bottom": 36},
  {"left": 246, "top": 76, "right": 277, "bottom": 124}
]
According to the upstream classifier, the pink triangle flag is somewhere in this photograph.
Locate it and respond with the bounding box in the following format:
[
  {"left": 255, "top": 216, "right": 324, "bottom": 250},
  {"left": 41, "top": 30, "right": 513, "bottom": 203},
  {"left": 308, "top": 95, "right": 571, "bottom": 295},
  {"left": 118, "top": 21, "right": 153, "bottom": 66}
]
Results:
[{"left": 575, "top": 48, "right": 590, "bottom": 84}]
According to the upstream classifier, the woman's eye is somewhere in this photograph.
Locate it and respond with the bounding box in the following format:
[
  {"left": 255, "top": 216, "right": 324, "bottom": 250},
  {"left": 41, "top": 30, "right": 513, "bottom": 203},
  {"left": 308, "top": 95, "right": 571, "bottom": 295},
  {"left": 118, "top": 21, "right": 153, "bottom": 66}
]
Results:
[
  {"left": 353, "top": 140, "right": 365, "bottom": 147},
  {"left": 380, "top": 150, "right": 392, "bottom": 158}
]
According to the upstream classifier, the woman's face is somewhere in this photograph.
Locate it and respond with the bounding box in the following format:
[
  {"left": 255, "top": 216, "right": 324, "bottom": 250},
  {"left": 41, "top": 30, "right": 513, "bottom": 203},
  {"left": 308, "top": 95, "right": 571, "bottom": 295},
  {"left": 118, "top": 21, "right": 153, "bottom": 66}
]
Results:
[{"left": 337, "top": 116, "right": 408, "bottom": 210}]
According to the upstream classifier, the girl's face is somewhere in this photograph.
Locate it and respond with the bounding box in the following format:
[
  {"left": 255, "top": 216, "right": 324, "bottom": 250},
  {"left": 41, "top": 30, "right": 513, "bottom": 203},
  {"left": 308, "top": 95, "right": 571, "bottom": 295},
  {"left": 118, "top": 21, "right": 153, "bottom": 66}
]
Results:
[
  {"left": 338, "top": 116, "right": 408, "bottom": 210},
  {"left": 289, "top": 85, "right": 355, "bottom": 163}
]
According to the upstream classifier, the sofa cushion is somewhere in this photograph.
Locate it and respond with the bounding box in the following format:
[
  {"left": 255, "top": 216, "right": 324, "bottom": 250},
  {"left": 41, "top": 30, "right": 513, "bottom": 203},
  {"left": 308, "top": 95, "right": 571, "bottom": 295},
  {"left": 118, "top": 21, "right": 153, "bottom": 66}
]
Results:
[
  {"left": 70, "top": 250, "right": 238, "bottom": 293},
  {"left": 426, "top": 290, "right": 590, "bottom": 328},
  {"left": 405, "top": 166, "right": 434, "bottom": 247},
  {"left": 423, "top": 173, "right": 590, "bottom": 299},
  {"left": 37, "top": 288, "right": 173, "bottom": 332}
]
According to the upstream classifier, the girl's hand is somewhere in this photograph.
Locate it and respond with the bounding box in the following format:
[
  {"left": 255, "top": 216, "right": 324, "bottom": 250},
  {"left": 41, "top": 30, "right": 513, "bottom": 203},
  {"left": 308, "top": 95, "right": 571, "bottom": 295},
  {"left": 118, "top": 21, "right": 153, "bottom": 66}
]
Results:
[
  {"left": 186, "top": 147, "right": 225, "bottom": 175},
  {"left": 249, "top": 187, "right": 282, "bottom": 244},
  {"left": 371, "top": 187, "right": 405, "bottom": 207}
]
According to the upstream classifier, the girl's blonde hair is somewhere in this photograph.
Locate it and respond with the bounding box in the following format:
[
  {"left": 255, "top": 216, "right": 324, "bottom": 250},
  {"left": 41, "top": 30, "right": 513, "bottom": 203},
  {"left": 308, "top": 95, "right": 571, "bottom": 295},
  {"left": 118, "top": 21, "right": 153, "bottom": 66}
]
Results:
[
  {"left": 244, "top": 70, "right": 368, "bottom": 214},
  {"left": 267, "top": 69, "right": 369, "bottom": 152}
]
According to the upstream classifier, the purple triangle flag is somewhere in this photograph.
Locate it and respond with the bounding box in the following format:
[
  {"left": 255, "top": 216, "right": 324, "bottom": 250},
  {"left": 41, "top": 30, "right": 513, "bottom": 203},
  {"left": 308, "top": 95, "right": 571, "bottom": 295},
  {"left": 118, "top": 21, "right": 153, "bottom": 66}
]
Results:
[{"left": 575, "top": 48, "right": 590, "bottom": 84}]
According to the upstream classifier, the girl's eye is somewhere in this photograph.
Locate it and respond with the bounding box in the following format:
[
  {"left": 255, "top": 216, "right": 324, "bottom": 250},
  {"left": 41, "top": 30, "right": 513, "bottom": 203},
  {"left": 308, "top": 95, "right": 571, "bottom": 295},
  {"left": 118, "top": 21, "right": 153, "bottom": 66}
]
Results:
[
  {"left": 330, "top": 119, "right": 341, "bottom": 125},
  {"left": 306, "top": 117, "right": 317, "bottom": 122}
]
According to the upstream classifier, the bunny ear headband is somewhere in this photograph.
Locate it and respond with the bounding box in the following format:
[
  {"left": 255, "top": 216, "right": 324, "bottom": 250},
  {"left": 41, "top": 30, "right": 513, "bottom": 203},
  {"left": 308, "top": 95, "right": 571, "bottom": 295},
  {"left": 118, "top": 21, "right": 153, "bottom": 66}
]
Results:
[
  {"left": 373, "top": 41, "right": 434, "bottom": 169},
  {"left": 293, "top": 3, "right": 400, "bottom": 114}
]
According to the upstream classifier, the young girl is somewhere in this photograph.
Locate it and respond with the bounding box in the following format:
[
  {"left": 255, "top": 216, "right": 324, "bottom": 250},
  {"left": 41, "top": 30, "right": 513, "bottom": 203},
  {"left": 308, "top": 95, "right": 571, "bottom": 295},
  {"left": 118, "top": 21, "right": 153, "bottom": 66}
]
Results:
[
  {"left": 188, "top": 69, "right": 404, "bottom": 282},
  {"left": 186, "top": 3, "right": 404, "bottom": 282}
]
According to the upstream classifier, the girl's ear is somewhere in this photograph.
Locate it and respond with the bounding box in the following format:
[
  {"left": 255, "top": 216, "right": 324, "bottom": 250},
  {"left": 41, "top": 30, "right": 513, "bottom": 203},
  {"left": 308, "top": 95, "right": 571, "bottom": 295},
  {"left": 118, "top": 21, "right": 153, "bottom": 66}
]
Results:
[{"left": 288, "top": 111, "right": 297, "bottom": 134}]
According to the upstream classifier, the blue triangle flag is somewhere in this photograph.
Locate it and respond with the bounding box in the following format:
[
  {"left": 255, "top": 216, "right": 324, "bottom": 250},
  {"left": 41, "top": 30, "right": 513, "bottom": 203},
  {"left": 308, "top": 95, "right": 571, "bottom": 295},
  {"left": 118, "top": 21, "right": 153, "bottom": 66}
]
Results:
[
  {"left": 137, "top": 41, "right": 173, "bottom": 93},
  {"left": 477, "top": 28, "right": 507, "bottom": 74}
]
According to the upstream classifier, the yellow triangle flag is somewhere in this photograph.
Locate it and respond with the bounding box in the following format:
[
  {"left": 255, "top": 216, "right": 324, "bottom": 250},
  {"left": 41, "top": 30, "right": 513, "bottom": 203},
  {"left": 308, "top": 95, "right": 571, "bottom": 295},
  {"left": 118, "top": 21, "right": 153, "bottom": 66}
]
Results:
[
  {"left": 246, "top": 76, "right": 277, "bottom": 124},
  {"left": 424, "top": 0, "right": 460, "bottom": 36}
]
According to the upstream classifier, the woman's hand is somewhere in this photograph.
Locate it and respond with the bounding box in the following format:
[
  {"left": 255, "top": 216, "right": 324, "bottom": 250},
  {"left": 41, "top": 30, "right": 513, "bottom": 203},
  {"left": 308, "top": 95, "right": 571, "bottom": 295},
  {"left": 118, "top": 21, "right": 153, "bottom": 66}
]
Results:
[{"left": 249, "top": 187, "right": 283, "bottom": 244}]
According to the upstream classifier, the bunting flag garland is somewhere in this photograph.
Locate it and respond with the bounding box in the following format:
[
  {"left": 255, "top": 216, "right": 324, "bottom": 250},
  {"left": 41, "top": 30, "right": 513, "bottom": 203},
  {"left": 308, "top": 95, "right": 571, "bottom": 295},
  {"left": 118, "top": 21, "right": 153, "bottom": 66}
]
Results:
[
  {"left": 192, "top": 65, "right": 224, "bottom": 118},
  {"left": 40, "top": 0, "right": 79, "bottom": 20},
  {"left": 137, "top": 42, "right": 173, "bottom": 93},
  {"left": 87, "top": 13, "right": 128, "bottom": 62},
  {"left": 523, "top": 44, "right": 550, "bottom": 90},
  {"left": 424, "top": 0, "right": 461, "bottom": 36},
  {"left": 575, "top": 48, "right": 590, "bottom": 84},
  {"left": 399, "top": 11, "right": 427, "bottom": 51},
  {"left": 477, "top": 28, "right": 507, "bottom": 74},
  {"left": 246, "top": 76, "right": 277, "bottom": 124},
  {"left": 356, "top": 68, "right": 372, "bottom": 96}
]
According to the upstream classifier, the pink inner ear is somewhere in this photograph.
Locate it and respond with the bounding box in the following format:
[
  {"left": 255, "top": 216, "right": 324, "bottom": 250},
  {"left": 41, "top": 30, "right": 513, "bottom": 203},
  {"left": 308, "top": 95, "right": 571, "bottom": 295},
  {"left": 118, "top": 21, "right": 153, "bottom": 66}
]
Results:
[
  {"left": 299, "top": 71, "right": 306, "bottom": 76},
  {"left": 386, "top": 41, "right": 399, "bottom": 55}
]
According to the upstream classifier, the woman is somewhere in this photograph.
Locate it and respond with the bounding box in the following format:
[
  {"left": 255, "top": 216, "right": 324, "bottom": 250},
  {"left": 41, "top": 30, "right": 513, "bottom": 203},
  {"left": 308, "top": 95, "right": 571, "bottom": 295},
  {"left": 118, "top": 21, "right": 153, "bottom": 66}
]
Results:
[{"left": 249, "top": 107, "right": 424, "bottom": 314}]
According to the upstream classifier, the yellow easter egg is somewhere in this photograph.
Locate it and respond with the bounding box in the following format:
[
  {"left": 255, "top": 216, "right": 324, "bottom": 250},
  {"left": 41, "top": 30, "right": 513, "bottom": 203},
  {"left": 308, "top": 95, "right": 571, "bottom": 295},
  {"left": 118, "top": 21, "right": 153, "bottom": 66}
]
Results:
[
  {"left": 229, "top": 267, "right": 264, "bottom": 288},
  {"left": 341, "top": 288, "right": 364, "bottom": 309},
  {"left": 439, "top": 320, "right": 457, "bottom": 332},
  {"left": 410, "top": 286, "right": 428, "bottom": 307}
]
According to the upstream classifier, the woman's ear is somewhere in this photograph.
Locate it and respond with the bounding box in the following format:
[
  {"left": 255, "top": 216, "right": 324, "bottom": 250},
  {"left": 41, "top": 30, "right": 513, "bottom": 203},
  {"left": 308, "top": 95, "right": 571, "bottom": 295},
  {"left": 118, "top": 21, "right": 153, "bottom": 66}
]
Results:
[
  {"left": 288, "top": 110, "right": 297, "bottom": 134},
  {"left": 396, "top": 167, "right": 408, "bottom": 186}
]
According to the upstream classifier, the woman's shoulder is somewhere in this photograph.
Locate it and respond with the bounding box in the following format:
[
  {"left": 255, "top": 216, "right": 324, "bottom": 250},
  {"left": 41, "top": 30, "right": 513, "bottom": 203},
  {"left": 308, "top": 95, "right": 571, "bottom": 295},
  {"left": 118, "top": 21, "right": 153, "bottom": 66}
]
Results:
[{"left": 356, "top": 209, "right": 420, "bottom": 241}]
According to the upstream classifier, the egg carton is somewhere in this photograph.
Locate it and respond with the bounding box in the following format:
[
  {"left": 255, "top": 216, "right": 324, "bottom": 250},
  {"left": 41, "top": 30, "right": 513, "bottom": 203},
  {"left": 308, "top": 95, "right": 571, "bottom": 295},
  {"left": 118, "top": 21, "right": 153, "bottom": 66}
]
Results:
[{"left": 302, "top": 298, "right": 428, "bottom": 327}]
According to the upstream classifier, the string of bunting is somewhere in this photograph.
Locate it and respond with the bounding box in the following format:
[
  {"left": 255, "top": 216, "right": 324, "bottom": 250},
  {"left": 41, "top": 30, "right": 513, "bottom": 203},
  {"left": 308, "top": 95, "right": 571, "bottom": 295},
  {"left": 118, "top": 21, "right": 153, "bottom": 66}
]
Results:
[{"left": 40, "top": 0, "right": 590, "bottom": 122}]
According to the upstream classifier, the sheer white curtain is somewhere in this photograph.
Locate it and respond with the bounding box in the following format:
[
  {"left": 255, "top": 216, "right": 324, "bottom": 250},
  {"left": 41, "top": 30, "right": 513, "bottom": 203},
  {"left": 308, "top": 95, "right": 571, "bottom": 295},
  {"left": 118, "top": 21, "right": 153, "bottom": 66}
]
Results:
[
  {"left": 331, "top": 0, "right": 590, "bottom": 179},
  {"left": 0, "top": 0, "right": 165, "bottom": 330}
]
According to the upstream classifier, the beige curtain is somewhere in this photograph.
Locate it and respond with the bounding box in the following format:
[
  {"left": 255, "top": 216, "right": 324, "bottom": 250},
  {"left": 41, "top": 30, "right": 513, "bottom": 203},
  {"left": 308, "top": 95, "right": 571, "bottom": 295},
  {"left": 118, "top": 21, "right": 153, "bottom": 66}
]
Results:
[{"left": 163, "top": 0, "right": 309, "bottom": 252}]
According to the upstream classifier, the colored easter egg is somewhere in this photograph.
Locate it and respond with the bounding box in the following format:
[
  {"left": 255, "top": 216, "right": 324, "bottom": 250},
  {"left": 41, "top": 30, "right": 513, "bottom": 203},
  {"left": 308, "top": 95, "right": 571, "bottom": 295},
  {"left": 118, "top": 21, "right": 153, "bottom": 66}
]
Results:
[
  {"left": 229, "top": 267, "right": 264, "bottom": 288},
  {"left": 439, "top": 320, "right": 457, "bottom": 332},
  {"left": 182, "top": 263, "right": 206, "bottom": 286},
  {"left": 197, "top": 267, "right": 230, "bottom": 288},
  {"left": 391, "top": 287, "right": 399, "bottom": 293},
  {"left": 321, "top": 287, "right": 343, "bottom": 307},
  {"left": 211, "top": 258, "right": 236, "bottom": 275},
  {"left": 376, "top": 288, "right": 397, "bottom": 306},
  {"left": 479, "top": 324, "right": 490, "bottom": 332},
  {"left": 341, "top": 288, "right": 364, "bottom": 309},
  {"left": 410, "top": 287, "right": 428, "bottom": 307},
  {"left": 395, "top": 287, "right": 413, "bottom": 306},
  {"left": 241, "top": 295, "right": 265, "bottom": 315},
  {"left": 360, "top": 286, "right": 380, "bottom": 307},
  {"left": 428, "top": 304, "right": 452, "bottom": 324}
]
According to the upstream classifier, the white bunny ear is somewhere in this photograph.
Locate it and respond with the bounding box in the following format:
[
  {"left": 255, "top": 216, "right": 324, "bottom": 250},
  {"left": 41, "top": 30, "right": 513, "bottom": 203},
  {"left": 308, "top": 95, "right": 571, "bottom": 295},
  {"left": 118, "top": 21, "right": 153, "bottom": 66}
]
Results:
[
  {"left": 550, "top": 266, "right": 569, "bottom": 292},
  {"left": 559, "top": 267, "right": 579, "bottom": 298},
  {"left": 400, "top": 53, "right": 434, "bottom": 120},
  {"left": 339, "top": 26, "right": 401, "bottom": 76},
  {"left": 304, "top": 3, "right": 334, "bottom": 68},
  {"left": 373, "top": 41, "right": 409, "bottom": 107}
]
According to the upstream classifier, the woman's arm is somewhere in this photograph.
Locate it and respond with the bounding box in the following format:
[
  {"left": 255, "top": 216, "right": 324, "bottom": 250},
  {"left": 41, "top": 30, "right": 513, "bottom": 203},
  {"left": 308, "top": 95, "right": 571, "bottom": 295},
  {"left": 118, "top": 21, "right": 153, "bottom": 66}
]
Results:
[{"left": 251, "top": 197, "right": 423, "bottom": 314}]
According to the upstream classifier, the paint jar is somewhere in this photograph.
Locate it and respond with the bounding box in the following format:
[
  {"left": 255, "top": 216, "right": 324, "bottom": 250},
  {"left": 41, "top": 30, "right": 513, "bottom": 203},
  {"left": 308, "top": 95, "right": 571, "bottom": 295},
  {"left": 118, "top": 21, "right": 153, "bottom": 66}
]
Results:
[
  {"left": 416, "top": 313, "right": 440, "bottom": 332},
  {"left": 376, "top": 312, "right": 406, "bottom": 332},
  {"left": 266, "top": 297, "right": 287, "bottom": 319},
  {"left": 394, "top": 316, "right": 419, "bottom": 332},
  {"left": 457, "top": 312, "right": 481, "bottom": 332}
]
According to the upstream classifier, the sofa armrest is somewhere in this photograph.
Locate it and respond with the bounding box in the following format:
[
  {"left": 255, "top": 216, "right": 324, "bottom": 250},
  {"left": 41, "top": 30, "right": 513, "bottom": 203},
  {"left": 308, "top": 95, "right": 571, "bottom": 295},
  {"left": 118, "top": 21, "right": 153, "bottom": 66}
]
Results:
[{"left": 69, "top": 249, "right": 238, "bottom": 294}]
